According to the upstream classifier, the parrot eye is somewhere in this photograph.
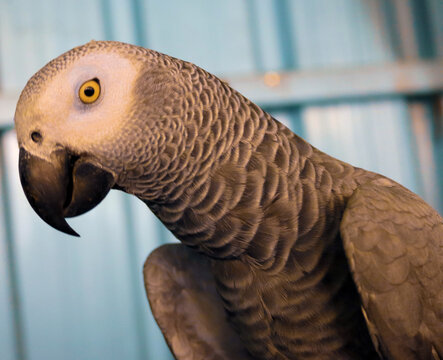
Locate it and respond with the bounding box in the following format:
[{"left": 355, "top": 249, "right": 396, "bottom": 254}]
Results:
[
  {"left": 31, "top": 131, "right": 42, "bottom": 143},
  {"left": 79, "top": 78, "right": 101, "bottom": 104}
]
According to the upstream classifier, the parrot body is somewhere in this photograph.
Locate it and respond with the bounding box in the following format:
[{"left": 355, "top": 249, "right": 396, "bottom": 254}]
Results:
[{"left": 14, "top": 41, "right": 443, "bottom": 359}]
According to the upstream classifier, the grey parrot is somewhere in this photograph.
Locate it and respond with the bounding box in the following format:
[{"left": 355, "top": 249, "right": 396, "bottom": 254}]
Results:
[{"left": 14, "top": 41, "right": 443, "bottom": 360}]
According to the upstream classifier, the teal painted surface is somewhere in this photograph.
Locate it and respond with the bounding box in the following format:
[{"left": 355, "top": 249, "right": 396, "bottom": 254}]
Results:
[
  {"left": 427, "top": 0, "right": 443, "bottom": 57},
  {"left": 0, "top": 140, "right": 18, "bottom": 360},
  {"left": 288, "top": 0, "right": 396, "bottom": 68},
  {"left": 0, "top": 0, "right": 105, "bottom": 91},
  {"left": 0, "top": 1, "right": 442, "bottom": 360},
  {"left": 0, "top": 229, "right": 16, "bottom": 360},
  {"left": 129, "top": 196, "right": 175, "bottom": 360},
  {"left": 301, "top": 99, "right": 419, "bottom": 192},
  {"left": 3, "top": 132, "right": 149, "bottom": 360},
  {"left": 144, "top": 0, "right": 256, "bottom": 75},
  {"left": 435, "top": 106, "right": 443, "bottom": 213},
  {"left": 247, "top": 0, "right": 283, "bottom": 71}
]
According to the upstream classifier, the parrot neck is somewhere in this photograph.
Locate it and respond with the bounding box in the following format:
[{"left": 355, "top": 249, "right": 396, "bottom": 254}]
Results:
[
  {"left": 131, "top": 74, "right": 378, "bottom": 268},
  {"left": 141, "top": 103, "right": 377, "bottom": 272}
]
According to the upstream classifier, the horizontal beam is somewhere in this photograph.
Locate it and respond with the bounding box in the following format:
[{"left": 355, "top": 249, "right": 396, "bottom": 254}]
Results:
[
  {"left": 1, "top": 60, "right": 442, "bottom": 130},
  {"left": 224, "top": 60, "right": 443, "bottom": 108}
]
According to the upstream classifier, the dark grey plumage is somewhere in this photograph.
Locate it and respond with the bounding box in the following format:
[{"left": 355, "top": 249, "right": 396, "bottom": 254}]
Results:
[
  {"left": 145, "top": 244, "right": 254, "bottom": 360},
  {"left": 14, "top": 41, "right": 443, "bottom": 360}
]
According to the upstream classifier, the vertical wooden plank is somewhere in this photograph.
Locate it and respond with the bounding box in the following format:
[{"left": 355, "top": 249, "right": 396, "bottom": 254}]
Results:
[
  {"left": 0, "top": 134, "right": 19, "bottom": 360},
  {"left": 0, "top": 227, "right": 17, "bottom": 360},
  {"left": 409, "top": 0, "right": 436, "bottom": 59},
  {"left": 426, "top": 0, "right": 443, "bottom": 57},
  {"left": 289, "top": 0, "right": 396, "bottom": 68},
  {"left": 433, "top": 96, "right": 443, "bottom": 213},
  {"left": 380, "top": 0, "right": 403, "bottom": 58},
  {"left": 100, "top": 0, "right": 116, "bottom": 41},
  {"left": 245, "top": 0, "right": 264, "bottom": 72},
  {"left": 0, "top": 210, "right": 17, "bottom": 360},
  {"left": 392, "top": 0, "right": 420, "bottom": 59},
  {"left": 130, "top": 0, "right": 148, "bottom": 46},
  {"left": 408, "top": 98, "right": 442, "bottom": 212},
  {"left": 362, "top": 0, "right": 400, "bottom": 63},
  {"left": 100, "top": 0, "right": 135, "bottom": 43},
  {"left": 144, "top": 0, "right": 255, "bottom": 75},
  {"left": 273, "top": 0, "right": 297, "bottom": 70},
  {"left": 247, "top": 0, "right": 283, "bottom": 71},
  {"left": 0, "top": 1, "right": 22, "bottom": 90}
]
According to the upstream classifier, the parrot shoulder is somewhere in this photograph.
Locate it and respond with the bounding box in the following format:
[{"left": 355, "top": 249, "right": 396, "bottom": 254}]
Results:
[{"left": 144, "top": 243, "right": 254, "bottom": 360}]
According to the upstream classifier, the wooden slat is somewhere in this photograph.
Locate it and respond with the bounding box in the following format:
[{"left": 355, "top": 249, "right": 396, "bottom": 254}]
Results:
[
  {"left": 224, "top": 60, "right": 443, "bottom": 108},
  {"left": 144, "top": 0, "right": 255, "bottom": 75},
  {"left": 0, "top": 138, "right": 19, "bottom": 360},
  {"left": 408, "top": 98, "right": 443, "bottom": 212},
  {"left": 0, "top": 93, "right": 18, "bottom": 129}
]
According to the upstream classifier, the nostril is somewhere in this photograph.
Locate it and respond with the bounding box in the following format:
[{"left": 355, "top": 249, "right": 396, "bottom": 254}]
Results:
[{"left": 31, "top": 131, "right": 42, "bottom": 143}]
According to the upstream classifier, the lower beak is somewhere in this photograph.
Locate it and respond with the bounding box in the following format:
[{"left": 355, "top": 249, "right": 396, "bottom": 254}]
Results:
[{"left": 18, "top": 148, "right": 115, "bottom": 236}]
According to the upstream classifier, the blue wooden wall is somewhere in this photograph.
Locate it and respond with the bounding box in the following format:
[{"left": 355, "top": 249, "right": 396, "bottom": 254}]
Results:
[{"left": 0, "top": 1, "right": 442, "bottom": 359}]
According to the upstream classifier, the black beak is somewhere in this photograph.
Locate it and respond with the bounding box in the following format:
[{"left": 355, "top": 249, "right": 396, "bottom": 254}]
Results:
[{"left": 18, "top": 148, "right": 115, "bottom": 236}]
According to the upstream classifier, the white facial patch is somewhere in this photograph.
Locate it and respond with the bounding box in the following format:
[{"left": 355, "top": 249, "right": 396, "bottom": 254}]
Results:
[{"left": 16, "top": 50, "right": 141, "bottom": 159}]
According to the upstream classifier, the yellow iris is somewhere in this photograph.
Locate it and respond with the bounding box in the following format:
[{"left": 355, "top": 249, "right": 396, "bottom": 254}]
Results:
[{"left": 79, "top": 79, "right": 100, "bottom": 104}]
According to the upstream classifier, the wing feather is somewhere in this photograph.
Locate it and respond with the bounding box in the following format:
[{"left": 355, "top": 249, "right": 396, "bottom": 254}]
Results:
[
  {"left": 143, "top": 243, "right": 253, "bottom": 360},
  {"left": 340, "top": 178, "right": 443, "bottom": 359}
]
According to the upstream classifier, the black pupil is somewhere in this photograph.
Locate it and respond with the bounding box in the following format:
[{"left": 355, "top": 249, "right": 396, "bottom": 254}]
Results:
[
  {"left": 84, "top": 86, "right": 95, "bottom": 97},
  {"left": 31, "top": 131, "right": 42, "bottom": 143}
]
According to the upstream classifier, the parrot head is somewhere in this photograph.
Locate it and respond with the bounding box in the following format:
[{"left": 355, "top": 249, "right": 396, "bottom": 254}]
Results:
[{"left": 15, "top": 41, "right": 192, "bottom": 236}]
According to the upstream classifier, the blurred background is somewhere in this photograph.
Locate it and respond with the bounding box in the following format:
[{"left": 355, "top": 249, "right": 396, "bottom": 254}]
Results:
[{"left": 0, "top": 0, "right": 442, "bottom": 359}]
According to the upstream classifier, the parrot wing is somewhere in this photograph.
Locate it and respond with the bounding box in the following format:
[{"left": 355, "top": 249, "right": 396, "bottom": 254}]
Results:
[
  {"left": 143, "top": 243, "right": 253, "bottom": 360},
  {"left": 340, "top": 178, "right": 443, "bottom": 359}
]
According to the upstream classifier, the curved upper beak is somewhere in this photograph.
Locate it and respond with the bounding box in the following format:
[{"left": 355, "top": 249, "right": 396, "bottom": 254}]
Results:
[{"left": 18, "top": 147, "right": 115, "bottom": 236}]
